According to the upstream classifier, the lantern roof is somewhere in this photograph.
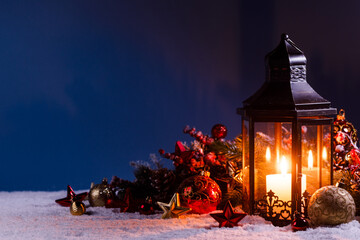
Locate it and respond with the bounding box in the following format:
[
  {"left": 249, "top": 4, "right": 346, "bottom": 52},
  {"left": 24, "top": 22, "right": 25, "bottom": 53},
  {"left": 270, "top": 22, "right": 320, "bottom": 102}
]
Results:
[{"left": 239, "top": 34, "right": 337, "bottom": 118}]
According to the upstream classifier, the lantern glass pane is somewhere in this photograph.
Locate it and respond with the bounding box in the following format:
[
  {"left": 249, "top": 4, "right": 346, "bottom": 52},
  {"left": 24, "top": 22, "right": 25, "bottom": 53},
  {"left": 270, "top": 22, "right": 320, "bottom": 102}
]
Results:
[
  {"left": 254, "top": 122, "right": 292, "bottom": 202},
  {"left": 242, "top": 119, "right": 250, "bottom": 206},
  {"left": 301, "top": 124, "right": 332, "bottom": 195},
  {"left": 301, "top": 125, "right": 319, "bottom": 195},
  {"left": 321, "top": 125, "right": 331, "bottom": 186}
]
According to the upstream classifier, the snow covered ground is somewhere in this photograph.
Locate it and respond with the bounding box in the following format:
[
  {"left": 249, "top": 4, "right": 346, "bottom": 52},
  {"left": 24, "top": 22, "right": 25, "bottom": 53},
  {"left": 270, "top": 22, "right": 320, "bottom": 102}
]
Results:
[{"left": 1, "top": 191, "right": 360, "bottom": 240}]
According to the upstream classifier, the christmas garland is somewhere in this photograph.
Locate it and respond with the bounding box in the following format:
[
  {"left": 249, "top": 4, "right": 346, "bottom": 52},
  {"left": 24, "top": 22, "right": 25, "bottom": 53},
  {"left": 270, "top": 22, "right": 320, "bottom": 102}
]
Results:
[{"left": 109, "top": 124, "right": 243, "bottom": 213}]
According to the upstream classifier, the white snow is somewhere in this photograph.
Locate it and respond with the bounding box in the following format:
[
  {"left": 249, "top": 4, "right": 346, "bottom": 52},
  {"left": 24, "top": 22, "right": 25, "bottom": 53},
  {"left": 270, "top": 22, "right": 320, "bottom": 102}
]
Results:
[{"left": 1, "top": 191, "right": 360, "bottom": 240}]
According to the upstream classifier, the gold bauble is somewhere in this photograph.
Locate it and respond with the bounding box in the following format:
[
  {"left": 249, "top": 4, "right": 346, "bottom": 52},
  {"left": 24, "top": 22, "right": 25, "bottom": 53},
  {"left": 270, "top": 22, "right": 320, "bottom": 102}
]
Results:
[
  {"left": 308, "top": 185, "right": 355, "bottom": 227},
  {"left": 70, "top": 201, "right": 86, "bottom": 216},
  {"left": 88, "top": 186, "right": 107, "bottom": 207},
  {"left": 88, "top": 178, "right": 112, "bottom": 207}
]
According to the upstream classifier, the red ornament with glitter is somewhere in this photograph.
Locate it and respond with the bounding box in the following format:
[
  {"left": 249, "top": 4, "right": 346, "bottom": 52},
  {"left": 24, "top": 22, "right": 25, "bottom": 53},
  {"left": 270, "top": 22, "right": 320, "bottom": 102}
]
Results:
[
  {"left": 139, "top": 197, "right": 155, "bottom": 215},
  {"left": 291, "top": 211, "right": 308, "bottom": 232},
  {"left": 211, "top": 124, "right": 227, "bottom": 140},
  {"left": 177, "top": 171, "right": 222, "bottom": 214}
]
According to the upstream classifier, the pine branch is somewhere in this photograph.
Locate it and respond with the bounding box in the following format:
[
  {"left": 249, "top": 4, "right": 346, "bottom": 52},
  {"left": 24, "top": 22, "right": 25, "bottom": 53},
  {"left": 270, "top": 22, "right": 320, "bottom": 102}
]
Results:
[{"left": 208, "top": 136, "right": 243, "bottom": 163}]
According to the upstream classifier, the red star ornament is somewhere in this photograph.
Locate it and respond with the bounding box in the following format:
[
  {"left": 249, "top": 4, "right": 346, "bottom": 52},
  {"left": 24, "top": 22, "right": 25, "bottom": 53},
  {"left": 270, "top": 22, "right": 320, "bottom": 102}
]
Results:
[
  {"left": 55, "top": 185, "right": 88, "bottom": 207},
  {"left": 210, "top": 201, "right": 247, "bottom": 228}
]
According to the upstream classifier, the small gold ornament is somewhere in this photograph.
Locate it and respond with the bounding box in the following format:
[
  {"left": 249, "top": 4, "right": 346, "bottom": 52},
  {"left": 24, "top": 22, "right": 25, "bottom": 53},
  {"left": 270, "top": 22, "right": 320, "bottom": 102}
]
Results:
[
  {"left": 70, "top": 201, "right": 86, "bottom": 216},
  {"left": 157, "top": 193, "right": 191, "bottom": 219},
  {"left": 308, "top": 185, "right": 355, "bottom": 226}
]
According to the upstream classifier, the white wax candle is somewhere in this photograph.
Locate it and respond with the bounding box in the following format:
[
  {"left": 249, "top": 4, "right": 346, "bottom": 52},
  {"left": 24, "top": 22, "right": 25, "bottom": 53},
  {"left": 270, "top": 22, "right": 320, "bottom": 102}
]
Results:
[
  {"left": 266, "top": 173, "right": 307, "bottom": 203},
  {"left": 266, "top": 173, "right": 291, "bottom": 202}
]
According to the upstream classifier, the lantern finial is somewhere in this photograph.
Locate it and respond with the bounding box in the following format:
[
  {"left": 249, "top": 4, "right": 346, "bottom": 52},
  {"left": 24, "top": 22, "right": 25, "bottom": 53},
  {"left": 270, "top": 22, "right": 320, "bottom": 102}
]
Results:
[{"left": 281, "top": 33, "right": 289, "bottom": 40}]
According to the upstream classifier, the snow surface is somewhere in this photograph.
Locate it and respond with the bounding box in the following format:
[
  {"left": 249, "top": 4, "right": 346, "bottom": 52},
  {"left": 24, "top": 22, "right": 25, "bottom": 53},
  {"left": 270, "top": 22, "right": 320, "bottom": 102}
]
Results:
[{"left": 1, "top": 191, "right": 360, "bottom": 240}]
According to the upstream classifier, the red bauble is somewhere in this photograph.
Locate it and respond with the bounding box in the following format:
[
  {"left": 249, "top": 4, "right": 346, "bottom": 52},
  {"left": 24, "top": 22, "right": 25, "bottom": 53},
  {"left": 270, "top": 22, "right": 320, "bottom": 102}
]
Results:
[
  {"left": 139, "top": 202, "right": 155, "bottom": 215},
  {"left": 177, "top": 174, "right": 222, "bottom": 214},
  {"left": 291, "top": 212, "right": 308, "bottom": 232},
  {"left": 139, "top": 197, "right": 155, "bottom": 215},
  {"left": 211, "top": 124, "right": 227, "bottom": 139}
]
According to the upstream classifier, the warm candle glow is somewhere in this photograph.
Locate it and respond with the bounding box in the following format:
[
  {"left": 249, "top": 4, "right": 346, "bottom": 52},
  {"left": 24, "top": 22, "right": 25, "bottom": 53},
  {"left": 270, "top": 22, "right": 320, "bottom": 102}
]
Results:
[
  {"left": 322, "top": 147, "right": 327, "bottom": 160},
  {"left": 276, "top": 150, "right": 280, "bottom": 164},
  {"left": 308, "top": 150, "right": 313, "bottom": 169},
  {"left": 266, "top": 155, "right": 307, "bottom": 210},
  {"left": 266, "top": 147, "right": 271, "bottom": 162},
  {"left": 280, "top": 156, "right": 288, "bottom": 174}
]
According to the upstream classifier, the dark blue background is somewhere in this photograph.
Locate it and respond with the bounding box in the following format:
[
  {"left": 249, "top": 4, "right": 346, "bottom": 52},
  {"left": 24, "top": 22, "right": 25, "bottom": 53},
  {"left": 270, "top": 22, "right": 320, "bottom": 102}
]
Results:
[{"left": 1, "top": 1, "right": 360, "bottom": 191}]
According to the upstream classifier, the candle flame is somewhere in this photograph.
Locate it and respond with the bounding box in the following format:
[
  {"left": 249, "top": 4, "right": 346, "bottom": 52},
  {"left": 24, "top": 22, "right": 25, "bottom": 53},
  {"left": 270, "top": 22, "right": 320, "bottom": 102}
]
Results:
[
  {"left": 322, "top": 147, "right": 327, "bottom": 160},
  {"left": 280, "top": 156, "right": 288, "bottom": 175},
  {"left": 266, "top": 147, "right": 271, "bottom": 162},
  {"left": 308, "top": 150, "right": 313, "bottom": 169},
  {"left": 276, "top": 150, "right": 280, "bottom": 164}
]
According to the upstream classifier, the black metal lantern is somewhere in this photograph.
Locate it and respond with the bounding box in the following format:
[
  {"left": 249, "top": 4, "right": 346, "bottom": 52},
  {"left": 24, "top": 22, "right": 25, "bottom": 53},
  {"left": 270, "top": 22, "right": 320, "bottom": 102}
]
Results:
[{"left": 238, "top": 34, "right": 337, "bottom": 226}]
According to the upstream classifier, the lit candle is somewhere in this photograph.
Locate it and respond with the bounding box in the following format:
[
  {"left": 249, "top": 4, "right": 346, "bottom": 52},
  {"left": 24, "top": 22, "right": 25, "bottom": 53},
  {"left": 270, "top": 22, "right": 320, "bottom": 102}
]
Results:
[
  {"left": 304, "top": 149, "right": 319, "bottom": 194},
  {"left": 308, "top": 150, "right": 313, "bottom": 169},
  {"left": 266, "top": 156, "right": 306, "bottom": 204},
  {"left": 279, "top": 156, "right": 288, "bottom": 174},
  {"left": 266, "top": 157, "right": 291, "bottom": 202},
  {"left": 266, "top": 147, "right": 271, "bottom": 162},
  {"left": 322, "top": 147, "right": 327, "bottom": 160}
]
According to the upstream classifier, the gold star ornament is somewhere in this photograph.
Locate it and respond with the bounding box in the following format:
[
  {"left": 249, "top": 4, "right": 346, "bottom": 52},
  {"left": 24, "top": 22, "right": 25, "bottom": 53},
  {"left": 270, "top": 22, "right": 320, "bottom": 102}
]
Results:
[{"left": 157, "top": 193, "right": 191, "bottom": 219}]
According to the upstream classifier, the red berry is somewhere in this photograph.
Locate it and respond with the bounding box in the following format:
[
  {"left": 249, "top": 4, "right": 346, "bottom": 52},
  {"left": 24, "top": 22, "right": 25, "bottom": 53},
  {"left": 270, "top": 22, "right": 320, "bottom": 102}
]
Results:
[
  {"left": 206, "top": 137, "right": 214, "bottom": 145},
  {"left": 183, "top": 125, "right": 191, "bottom": 133},
  {"left": 189, "top": 128, "right": 196, "bottom": 136},
  {"left": 196, "top": 131, "right": 203, "bottom": 137}
]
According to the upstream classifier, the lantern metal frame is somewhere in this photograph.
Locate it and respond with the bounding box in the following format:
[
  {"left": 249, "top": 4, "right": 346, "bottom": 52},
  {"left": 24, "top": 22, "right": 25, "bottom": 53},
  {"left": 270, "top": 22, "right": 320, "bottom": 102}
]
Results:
[{"left": 238, "top": 34, "right": 337, "bottom": 225}]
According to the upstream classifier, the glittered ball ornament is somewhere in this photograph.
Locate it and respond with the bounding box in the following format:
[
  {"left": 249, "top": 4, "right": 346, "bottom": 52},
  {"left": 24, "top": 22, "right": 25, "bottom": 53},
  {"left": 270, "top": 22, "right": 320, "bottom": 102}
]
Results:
[
  {"left": 211, "top": 124, "right": 227, "bottom": 140},
  {"left": 88, "top": 178, "right": 113, "bottom": 207},
  {"left": 177, "top": 172, "right": 222, "bottom": 214},
  {"left": 308, "top": 186, "right": 355, "bottom": 227},
  {"left": 70, "top": 201, "right": 86, "bottom": 216}
]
